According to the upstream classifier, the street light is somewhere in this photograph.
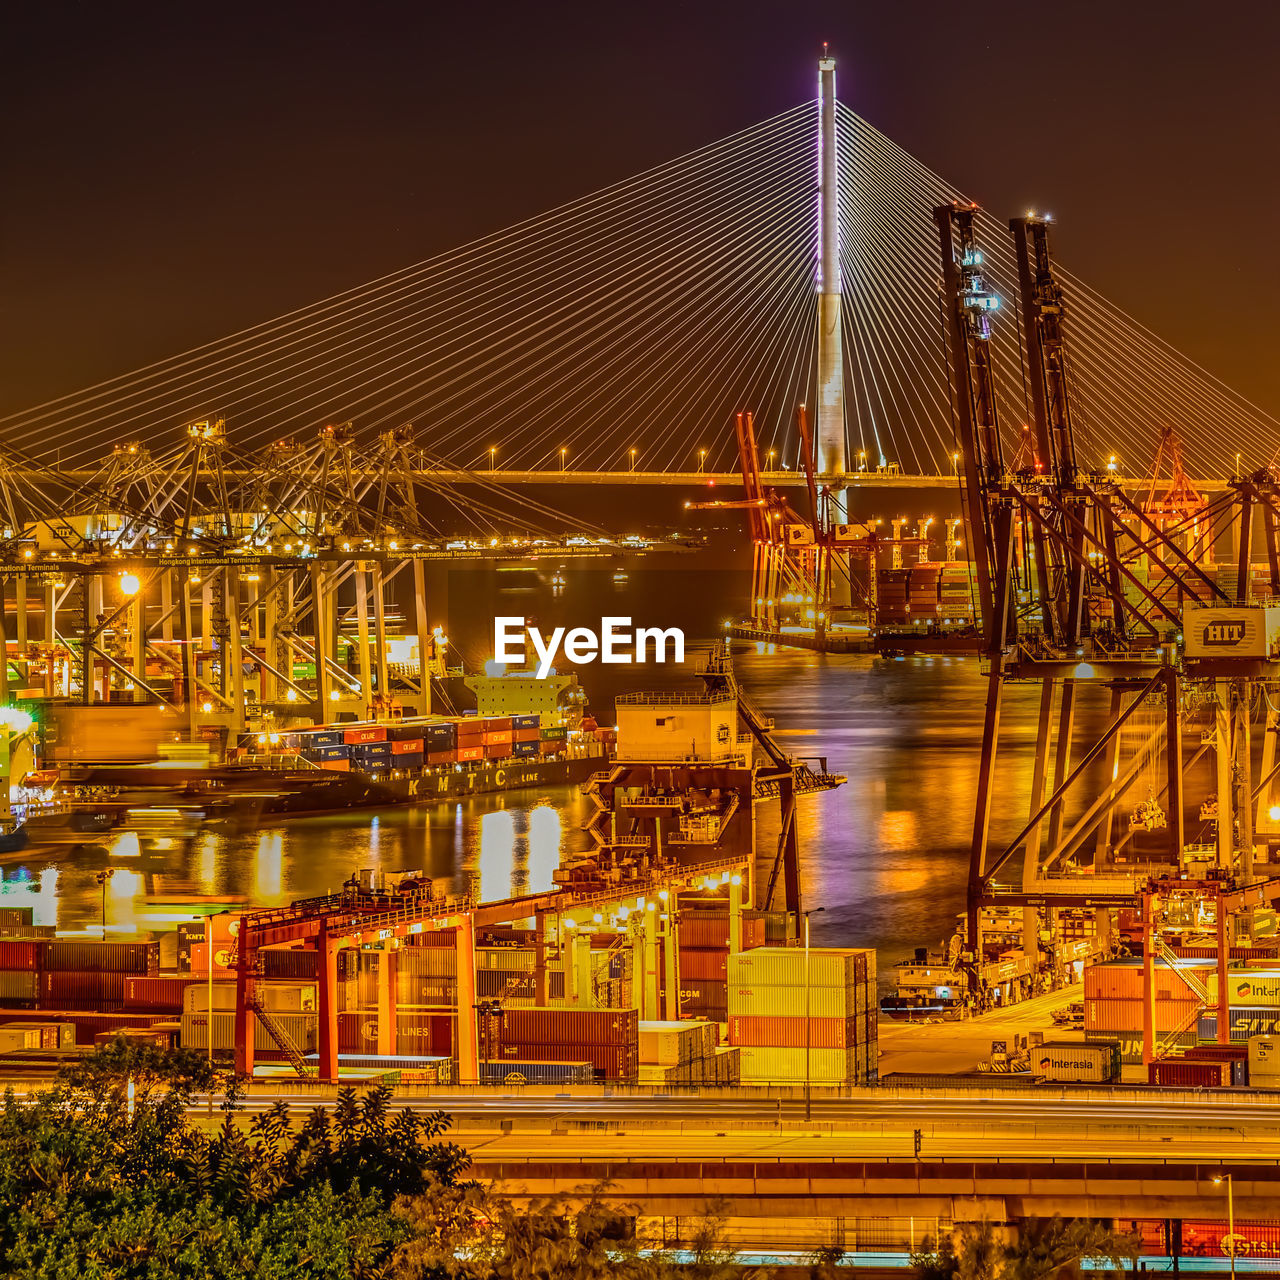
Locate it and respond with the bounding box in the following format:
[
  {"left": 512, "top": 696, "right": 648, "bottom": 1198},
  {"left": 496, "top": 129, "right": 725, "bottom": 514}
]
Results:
[
  {"left": 560, "top": 447, "right": 567, "bottom": 472},
  {"left": 1213, "top": 1173, "right": 1237, "bottom": 1280},
  {"left": 698, "top": 449, "right": 706, "bottom": 474},
  {"left": 629, "top": 447, "right": 637, "bottom": 473},
  {"left": 489, "top": 447, "right": 496, "bottom": 472},
  {"left": 94, "top": 868, "right": 115, "bottom": 936},
  {"left": 804, "top": 906, "right": 826, "bottom": 1122}
]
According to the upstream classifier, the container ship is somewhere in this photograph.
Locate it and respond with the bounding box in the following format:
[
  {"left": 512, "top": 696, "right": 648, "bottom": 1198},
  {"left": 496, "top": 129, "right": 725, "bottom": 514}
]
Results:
[{"left": 10, "top": 670, "right": 612, "bottom": 840}]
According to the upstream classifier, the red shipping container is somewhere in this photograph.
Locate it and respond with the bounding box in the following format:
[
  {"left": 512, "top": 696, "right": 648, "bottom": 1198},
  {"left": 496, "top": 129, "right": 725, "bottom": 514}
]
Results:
[
  {"left": 0, "top": 940, "right": 40, "bottom": 971},
  {"left": 391, "top": 738, "right": 424, "bottom": 755},
  {"left": 319, "top": 759, "right": 350, "bottom": 772},
  {"left": 1148, "top": 1060, "right": 1230, "bottom": 1087},
  {"left": 503, "top": 1007, "right": 637, "bottom": 1046},
  {"left": 680, "top": 947, "right": 727, "bottom": 981},
  {"left": 124, "top": 975, "right": 196, "bottom": 1012},
  {"left": 40, "top": 970, "right": 127, "bottom": 1010},
  {"left": 538, "top": 740, "right": 559, "bottom": 755},
  {"left": 396, "top": 1011, "right": 452, "bottom": 1057},
  {"left": 1084, "top": 962, "right": 1206, "bottom": 1002},
  {"left": 1086, "top": 995, "right": 1202, "bottom": 1033},
  {"left": 729, "top": 1014, "right": 859, "bottom": 1050},
  {"left": 426, "top": 750, "right": 456, "bottom": 764},
  {"left": 339, "top": 1011, "right": 379, "bottom": 1055},
  {"left": 513, "top": 727, "right": 540, "bottom": 743},
  {"left": 457, "top": 746, "right": 483, "bottom": 762},
  {"left": 482, "top": 717, "right": 513, "bottom": 733},
  {"left": 496, "top": 1038, "right": 636, "bottom": 1079},
  {"left": 483, "top": 744, "right": 508, "bottom": 759},
  {"left": 343, "top": 726, "right": 388, "bottom": 745},
  {"left": 483, "top": 731, "right": 513, "bottom": 746}
]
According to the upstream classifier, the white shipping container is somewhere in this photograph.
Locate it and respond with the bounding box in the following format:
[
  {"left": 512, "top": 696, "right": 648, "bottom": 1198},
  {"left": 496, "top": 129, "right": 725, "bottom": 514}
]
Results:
[
  {"left": 1032, "top": 1041, "right": 1118, "bottom": 1083},
  {"left": 638, "top": 1020, "right": 705, "bottom": 1067},
  {"left": 738, "top": 1044, "right": 854, "bottom": 1084},
  {"left": 1215, "top": 971, "right": 1280, "bottom": 1008},
  {"left": 183, "top": 981, "right": 317, "bottom": 1015},
  {"left": 727, "top": 982, "right": 854, "bottom": 1019},
  {"left": 0, "top": 1026, "right": 42, "bottom": 1052},
  {"left": 181, "top": 1011, "right": 317, "bottom": 1052},
  {"left": 1250, "top": 1034, "right": 1280, "bottom": 1072},
  {"left": 728, "top": 947, "right": 872, "bottom": 990}
]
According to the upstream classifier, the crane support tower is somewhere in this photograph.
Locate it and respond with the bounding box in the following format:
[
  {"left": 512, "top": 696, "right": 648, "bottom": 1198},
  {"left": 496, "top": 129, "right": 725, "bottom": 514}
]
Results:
[{"left": 936, "top": 204, "right": 1280, "bottom": 1038}]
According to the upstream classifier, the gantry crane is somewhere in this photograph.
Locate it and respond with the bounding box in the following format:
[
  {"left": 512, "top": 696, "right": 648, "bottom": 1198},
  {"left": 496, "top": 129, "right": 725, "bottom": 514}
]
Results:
[{"left": 937, "top": 202, "right": 1280, "bottom": 1032}]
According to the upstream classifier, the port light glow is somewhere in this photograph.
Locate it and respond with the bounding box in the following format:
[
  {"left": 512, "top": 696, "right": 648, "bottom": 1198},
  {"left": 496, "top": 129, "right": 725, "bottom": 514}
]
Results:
[{"left": 0, "top": 707, "right": 33, "bottom": 734}]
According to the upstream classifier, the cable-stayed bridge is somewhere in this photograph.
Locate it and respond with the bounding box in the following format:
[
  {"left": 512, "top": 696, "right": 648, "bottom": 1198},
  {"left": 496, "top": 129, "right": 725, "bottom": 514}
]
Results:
[{"left": 2, "top": 62, "right": 1277, "bottom": 515}]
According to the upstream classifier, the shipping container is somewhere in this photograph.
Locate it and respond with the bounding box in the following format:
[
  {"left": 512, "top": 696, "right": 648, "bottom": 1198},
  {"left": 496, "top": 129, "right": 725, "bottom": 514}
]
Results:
[
  {"left": 737, "top": 1044, "right": 858, "bottom": 1084},
  {"left": 396, "top": 1011, "right": 453, "bottom": 1058},
  {"left": 481, "top": 1059, "right": 592, "bottom": 1085},
  {"left": 1085, "top": 995, "right": 1202, "bottom": 1034},
  {"left": 511, "top": 715, "right": 540, "bottom": 730},
  {"left": 502, "top": 1008, "right": 638, "bottom": 1046},
  {"left": 728, "top": 1014, "right": 865, "bottom": 1051},
  {"left": 1197, "top": 1007, "right": 1280, "bottom": 1043},
  {"left": 728, "top": 946, "right": 872, "bottom": 990},
  {"left": 457, "top": 746, "right": 484, "bottom": 762},
  {"left": 181, "top": 1011, "right": 317, "bottom": 1053},
  {"left": 319, "top": 759, "right": 350, "bottom": 772},
  {"left": 538, "top": 726, "right": 567, "bottom": 741},
  {"left": 482, "top": 717, "right": 513, "bottom": 733},
  {"left": 304, "top": 744, "right": 350, "bottom": 761},
  {"left": 426, "top": 750, "right": 456, "bottom": 765},
  {"left": 511, "top": 742, "right": 538, "bottom": 757},
  {"left": 309, "top": 730, "right": 344, "bottom": 748},
  {"left": 4, "top": 1020, "right": 74, "bottom": 1049},
  {"left": 44, "top": 940, "right": 159, "bottom": 976},
  {"left": 343, "top": 726, "right": 388, "bottom": 745},
  {"left": 0, "top": 908, "right": 35, "bottom": 929},
  {"left": 0, "top": 940, "right": 40, "bottom": 971},
  {"left": 639, "top": 1020, "right": 709, "bottom": 1066},
  {"left": 391, "top": 738, "right": 424, "bottom": 755},
  {"left": 40, "top": 970, "right": 127, "bottom": 1010},
  {"left": 1148, "top": 1059, "right": 1231, "bottom": 1088},
  {"left": 391, "top": 752, "right": 425, "bottom": 770},
  {"left": 1031, "top": 1040, "right": 1119, "bottom": 1083},
  {"left": 183, "top": 980, "right": 316, "bottom": 1014},
  {"left": 728, "top": 982, "right": 860, "bottom": 1020},
  {"left": 495, "top": 1038, "right": 637, "bottom": 1080},
  {"left": 262, "top": 949, "right": 320, "bottom": 981},
  {"left": 0, "top": 970, "right": 38, "bottom": 1005},
  {"left": 124, "top": 975, "right": 197, "bottom": 1013}
]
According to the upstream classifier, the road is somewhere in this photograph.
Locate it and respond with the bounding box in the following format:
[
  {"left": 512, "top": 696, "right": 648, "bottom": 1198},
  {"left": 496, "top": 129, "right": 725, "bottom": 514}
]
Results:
[{"left": 165, "top": 1087, "right": 1280, "bottom": 1164}]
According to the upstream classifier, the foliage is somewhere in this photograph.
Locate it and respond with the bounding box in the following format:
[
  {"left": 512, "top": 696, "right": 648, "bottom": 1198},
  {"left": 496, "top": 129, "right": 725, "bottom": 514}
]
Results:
[
  {"left": 391, "top": 1186, "right": 738, "bottom": 1280},
  {"left": 0, "top": 1037, "right": 467, "bottom": 1278},
  {"left": 913, "top": 1218, "right": 1140, "bottom": 1280}
]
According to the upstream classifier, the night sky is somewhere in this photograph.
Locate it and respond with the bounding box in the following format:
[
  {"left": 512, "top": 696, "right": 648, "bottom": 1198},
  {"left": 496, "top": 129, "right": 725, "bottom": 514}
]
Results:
[{"left": 3, "top": 0, "right": 1278, "bottom": 421}]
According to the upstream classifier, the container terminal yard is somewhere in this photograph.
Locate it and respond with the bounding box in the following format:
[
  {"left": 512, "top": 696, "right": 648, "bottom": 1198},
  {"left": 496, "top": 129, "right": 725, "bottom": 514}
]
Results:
[{"left": 3, "top": 38, "right": 1280, "bottom": 1266}]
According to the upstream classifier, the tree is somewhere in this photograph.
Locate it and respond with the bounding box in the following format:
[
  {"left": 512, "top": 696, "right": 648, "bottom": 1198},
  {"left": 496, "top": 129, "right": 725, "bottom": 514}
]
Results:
[
  {"left": 0, "top": 1043, "right": 471, "bottom": 1279},
  {"left": 913, "top": 1218, "right": 1140, "bottom": 1280}
]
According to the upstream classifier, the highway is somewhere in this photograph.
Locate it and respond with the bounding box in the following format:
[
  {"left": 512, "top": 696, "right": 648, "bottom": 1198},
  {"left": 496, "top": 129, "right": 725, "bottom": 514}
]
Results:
[{"left": 163, "top": 1088, "right": 1280, "bottom": 1164}]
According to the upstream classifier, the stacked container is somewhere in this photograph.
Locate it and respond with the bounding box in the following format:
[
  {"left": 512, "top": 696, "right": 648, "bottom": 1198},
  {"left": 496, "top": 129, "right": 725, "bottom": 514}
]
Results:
[
  {"left": 726, "top": 946, "right": 878, "bottom": 1085},
  {"left": 493, "top": 1008, "right": 639, "bottom": 1080},
  {"left": 456, "top": 716, "right": 485, "bottom": 762},
  {"left": 512, "top": 714, "right": 540, "bottom": 758},
  {"left": 424, "top": 721, "right": 456, "bottom": 764},
  {"left": 0, "top": 935, "right": 41, "bottom": 1008},
  {"left": 676, "top": 908, "right": 766, "bottom": 1023}
]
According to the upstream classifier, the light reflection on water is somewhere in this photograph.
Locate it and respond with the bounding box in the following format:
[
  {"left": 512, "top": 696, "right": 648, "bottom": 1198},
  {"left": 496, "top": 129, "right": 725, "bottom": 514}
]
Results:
[{"left": 0, "top": 642, "right": 1069, "bottom": 981}]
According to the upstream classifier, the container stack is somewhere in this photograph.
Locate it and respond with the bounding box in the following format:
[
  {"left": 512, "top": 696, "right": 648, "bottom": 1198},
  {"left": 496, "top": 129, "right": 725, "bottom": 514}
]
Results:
[
  {"left": 676, "top": 906, "right": 765, "bottom": 1024},
  {"left": 179, "top": 979, "right": 318, "bottom": 1060},
  {"left": 637, "top": 1018, "right": 736, "bottom": 1086},
  {"left": 938, "top": 564, "right": 975, "bottom": 623},
  {"left": 511, "top": 714, "right": 540, "bottom": 758},
  {"left": 480, "top": 1059, "right": 594, "bottom": 1085},
  {"left": 1083, "top": 958, "right": 1210, "bottom": 1063},
  {"left": 491, "top": 1008, "right": 639, "bottom": 1080},
  {"left": 727, "top": 946, "right": 877, "bottom": 1085}
]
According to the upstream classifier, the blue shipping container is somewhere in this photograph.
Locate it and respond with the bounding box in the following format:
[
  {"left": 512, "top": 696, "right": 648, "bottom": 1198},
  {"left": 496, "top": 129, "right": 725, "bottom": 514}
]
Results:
[
  {"left": 304, "top": 744, "right": 349, "bottom": 761},
  {"left": 512, "top": 741, "right": 539, "bottom": 757},
  {"left": 480, "top": 1060, "right": 594, "bottom": 1085},
  {"left": 512, "top": 714, "right": 540, "bottom": 730},
  {"left": 309, "top": 730, "right": 344, "bottom": 748},
  {"left": 1198, "top": 1007, "right": 1280, "bottom": 1043},
  {"left": 392, "top": 752, "right": 424, "bottom": 770},
  {"left": 425, "top": 724, "right": 456, "bottom": 746}
]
